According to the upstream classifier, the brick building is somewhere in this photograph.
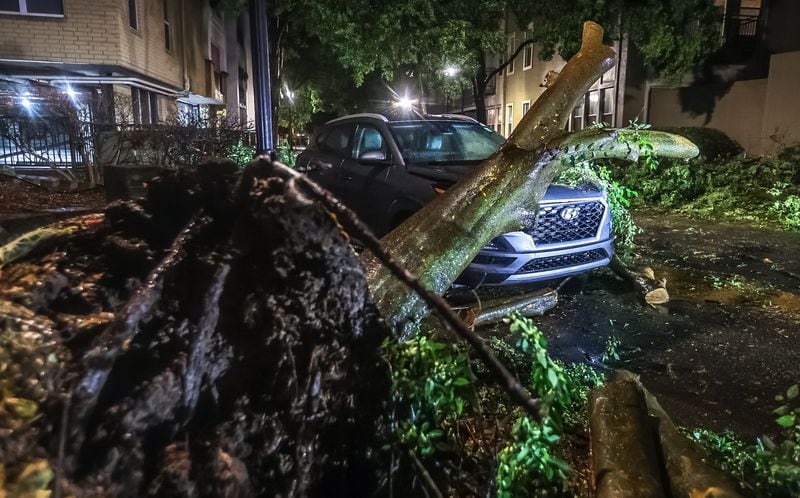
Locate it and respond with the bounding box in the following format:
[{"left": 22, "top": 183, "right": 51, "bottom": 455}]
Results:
[{"left": 0, "top": 0, "right": 254, "bottom": 125}]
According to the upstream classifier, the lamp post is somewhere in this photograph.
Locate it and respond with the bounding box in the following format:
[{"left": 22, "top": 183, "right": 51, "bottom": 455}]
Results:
[{"left": 249, "top": 0, "right": 274, "bottom": 156}]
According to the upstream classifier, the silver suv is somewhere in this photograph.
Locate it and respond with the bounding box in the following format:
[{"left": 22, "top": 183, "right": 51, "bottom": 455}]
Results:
[{"left": 296, "top": 113, "right": 614, "bottom": 285}]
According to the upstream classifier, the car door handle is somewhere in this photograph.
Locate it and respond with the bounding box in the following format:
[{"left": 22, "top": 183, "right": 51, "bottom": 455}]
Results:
[{"left": 310, "top": 160, "right": 333, "bottom": 170}]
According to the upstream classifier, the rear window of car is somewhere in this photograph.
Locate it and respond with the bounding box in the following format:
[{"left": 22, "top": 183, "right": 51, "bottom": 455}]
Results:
[{"left": 387, "top": 120, "right": 504, "bottom": 165}]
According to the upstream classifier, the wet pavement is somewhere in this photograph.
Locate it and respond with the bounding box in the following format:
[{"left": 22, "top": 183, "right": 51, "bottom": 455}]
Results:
[{"left": 480, "top": 212, "right": 800, "bottom": 439}]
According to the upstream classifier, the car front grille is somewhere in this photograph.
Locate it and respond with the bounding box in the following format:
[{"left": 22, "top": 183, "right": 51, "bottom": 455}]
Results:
[
  {"left": 525, "top": 201, "right": 605, "bottom": 245},
  {"left": 472, "top": 254, "right": 516, "bottom": 267},
  {"left": 516, "top": 249, "right": 608, "bottom": 274}
]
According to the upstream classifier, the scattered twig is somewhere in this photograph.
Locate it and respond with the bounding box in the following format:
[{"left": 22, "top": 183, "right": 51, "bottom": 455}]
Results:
[{"left": 408, "top": 449, "right": 444, "bottom": 498}]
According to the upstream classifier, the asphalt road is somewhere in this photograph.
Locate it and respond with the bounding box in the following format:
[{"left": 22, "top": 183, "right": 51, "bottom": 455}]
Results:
[{"left": 478, "top": 212, "right": 800, "bottom": 439}]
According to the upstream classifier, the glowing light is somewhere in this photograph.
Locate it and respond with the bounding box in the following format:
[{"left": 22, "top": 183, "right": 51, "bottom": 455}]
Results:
[
  {"left": 589, "top": 93, "right": 599, "bottom": 102},
  {"left": 65, "top": 85, "right": 78, "bottom": 98},
  {"left": 394, "top": 96, "right": 416, "bottom": 110},
  {"left": 20, "top": 97, "right": 32, "bottom": 110},
  {"left": 443, "top": 66, "right": 459, "bottom": 77}
]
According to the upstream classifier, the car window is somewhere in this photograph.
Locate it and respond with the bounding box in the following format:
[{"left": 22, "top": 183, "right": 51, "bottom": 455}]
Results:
[
  {"left": 320, "top": 123, "right": 354, "bottom": 158},
  {"left": 387, "top": 120, "right": 504, "bottom": 165},
  {"left": 352, "top": 124, "right": 388, "bottom": 160}
]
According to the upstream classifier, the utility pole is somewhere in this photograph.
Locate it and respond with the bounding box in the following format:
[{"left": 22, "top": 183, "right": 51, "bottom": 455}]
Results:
[{"left": 249, "top": 0, "right": 274, "bottom": 156}]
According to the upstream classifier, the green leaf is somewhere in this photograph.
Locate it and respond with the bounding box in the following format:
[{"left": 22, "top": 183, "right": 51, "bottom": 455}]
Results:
[
  {"left": 547, "top": 369, "right": 559, "bottom": 388},
  {"left": 453, "top": 377, "right": 470, "bottom": 386},
  {"left": 787, "top": 384, "right": 799, "bottom": 400},
  {"left": 773, "top": 405, "right": 790, "bottom": 416},
  {"left": 776, "top": 414, "right": 796, "bottom": 428}
]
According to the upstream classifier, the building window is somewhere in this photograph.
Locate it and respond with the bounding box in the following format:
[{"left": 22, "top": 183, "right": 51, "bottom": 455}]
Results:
[
  {"left": 163, "top": 0, "right": 172, "bottom": 51},
  {"left": 210, "top": 43, "right": 226, "bottom": 100},
  {"left": 506, "top": 34, "right": 515, "bottom": 76},
  {"left": 569, "top": 76, "right": 616, "bottom": 131},
  {"left": 521, "top": 100, "right": 530, "bottom": 117},
  {"left": 128, "top": 0, "right": 138, "bottom": 30},
  {"left": 131, "top": 88, "right": 159, "bottom": 125},
  {"left": 523, "top": 26, "right": 534, "bottom": 70},
  {"left": 505, "top": 103, "right": 514, "bottom": 138},
  {"left": 0, "top": 0, "right": 63, "bottom": 15},
  {"left": 571, "top": 98, "right": 585, "bottom": 131}
]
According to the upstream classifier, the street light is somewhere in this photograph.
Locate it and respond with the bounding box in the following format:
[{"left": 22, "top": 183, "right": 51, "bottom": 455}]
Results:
[
  {"left": 443, "top": 65, "right": 459, "bottom": 78},
  {"left": 65, "top": 84, "right": 78, "bottom": 99},
  {"left": 394, "top": 95, "right": 416, "bottom": 110}
]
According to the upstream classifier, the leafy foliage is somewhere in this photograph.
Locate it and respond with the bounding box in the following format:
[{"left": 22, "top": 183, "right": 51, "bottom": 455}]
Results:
[
  {"left": 611, "top": 142, "right": 800, "bottom": 230},
  {"left": 531, "top": 0, "right": 722, "bottom": 83},
  {"left": 600, "top": 335, "right": 622, "bottom": 364},
  {"left": 383, "top": 335, "right": 472, "bottom": 456},
  {"left": 496, "top": 416, "right": 567, "bottom": 498},
  {"left": 276, "top": 138, "right": 298, "bottom": 167},
  {"left": 495, "top": 314, "right": 573, "bottom": 497},
  {"left": 691, "top": 384, "right": 800, "bottom": 497},
  {"left": 226, "top": 140, "right": 255, "bottom": 167}
]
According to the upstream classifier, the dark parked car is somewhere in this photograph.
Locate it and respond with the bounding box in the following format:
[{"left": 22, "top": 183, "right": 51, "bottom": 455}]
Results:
[{"left": 296, "top": 113, "right": 614, "bottom": 285}]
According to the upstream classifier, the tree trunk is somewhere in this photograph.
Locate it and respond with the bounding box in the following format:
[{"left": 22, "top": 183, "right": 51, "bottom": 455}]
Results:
[
  {"left": 361, "top": 22, "right": 699, "bottom": 339},
  {"left": 473, "top": 50, "right": 488, "bottom": 123},
  {"left": 417, "top": 63, "right": 427, "bottom": 114}
]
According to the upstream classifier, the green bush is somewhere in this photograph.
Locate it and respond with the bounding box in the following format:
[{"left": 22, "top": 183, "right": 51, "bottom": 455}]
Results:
[
  {"left": 691, "top": 383, "right": 800, "bottom": 497},
  {"left": 383, "top": 335, "right": 472, "bottom": 456},
  {"left": 609, "top": 142, "right": 800, "bottom": 230}
]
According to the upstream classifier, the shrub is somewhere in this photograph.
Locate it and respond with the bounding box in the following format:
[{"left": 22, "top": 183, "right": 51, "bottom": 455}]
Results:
[
  {"left": 383, "top": 335, "right": 472, "bottom": 456},
  {"left": 691, "top": 383, "right": 800, "bottom": 497}
]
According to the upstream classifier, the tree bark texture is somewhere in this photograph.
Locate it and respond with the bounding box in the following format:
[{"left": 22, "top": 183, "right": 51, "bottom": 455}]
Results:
[{"left": 590, "top": 371, "right": 744, "bottom": 498}]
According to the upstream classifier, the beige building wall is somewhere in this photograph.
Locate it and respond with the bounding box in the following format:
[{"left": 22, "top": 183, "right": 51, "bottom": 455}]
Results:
[
  {"left": 119, "top": 0, "right": 184, "bottom": 89},
  {"left": 485, "top": 14, "right": 566, "bottom": 136},
  {"left": 760, "top": 51, "right": 800, "bottom": 152},
  {"left": 650, "top": 79, "right": 768, "bottom": 153},
  {"left": 0, "top": 0, "right": 121, "bottom": 65},
  {"left": 487, "top": 13, "right": 626, "bottom": 137},
  {"left": 649, "top": 50, "right": 800, "bottom": 155}
]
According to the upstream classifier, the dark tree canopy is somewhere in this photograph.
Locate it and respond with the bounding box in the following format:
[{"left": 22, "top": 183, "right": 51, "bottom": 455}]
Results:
[{"left": 300, "top": 0, "right": 721, "bottom": 118}]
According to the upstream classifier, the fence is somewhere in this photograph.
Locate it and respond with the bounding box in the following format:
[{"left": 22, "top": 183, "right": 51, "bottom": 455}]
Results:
[
  {"left": 0, "top": 116, "right": 89, "bottom": 178},
  {"left": 0, "top": 115, "right": 254, "bottom": 180}
]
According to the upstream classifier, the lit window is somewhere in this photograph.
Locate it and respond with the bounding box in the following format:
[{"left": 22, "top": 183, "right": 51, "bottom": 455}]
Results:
[
  {"left": 523, "top": 25, "right": 534, "bottom": 70},
  {"left": 128, "top": 0, "right": 137, "bottom": 30},
  {"left": 506, "top": 34, "right": 515, "bottom": 76},
  {"left": 505, "top": 103, "right": 514, "bottom": 137},
  {"left": 0, "top": 0, "right": 63, "bottom": 15}
]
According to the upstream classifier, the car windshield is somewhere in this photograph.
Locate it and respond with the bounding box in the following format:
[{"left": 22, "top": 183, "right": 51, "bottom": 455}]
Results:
[{"left": 387, "top": 120, "right": 504, "bottom": 165}]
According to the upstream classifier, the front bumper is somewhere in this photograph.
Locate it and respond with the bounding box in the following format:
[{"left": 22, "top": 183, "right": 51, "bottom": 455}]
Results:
[{"left": 459, "top": 236, "right": 614, "bottom": 286}]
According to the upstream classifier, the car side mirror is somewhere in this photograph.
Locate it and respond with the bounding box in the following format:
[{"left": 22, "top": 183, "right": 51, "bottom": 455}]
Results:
[{"left": 359, "top": 150, "right": 387, "bottom": 162}]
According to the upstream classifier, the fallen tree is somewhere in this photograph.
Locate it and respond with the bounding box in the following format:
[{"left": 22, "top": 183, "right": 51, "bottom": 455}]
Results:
[
  {"left": 0, "top": 163, "right": 393, "bottom": 496},
  {"left": 361, "top": 22, "right": 698, "bottom": 339},
  {"left": 0, "top": 20, "right": 705, "bottom": 498}
]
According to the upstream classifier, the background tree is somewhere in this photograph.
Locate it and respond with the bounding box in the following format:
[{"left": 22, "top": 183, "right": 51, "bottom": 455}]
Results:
[{"left": 305, "top": 0, "right": 721, "bottom": 123}]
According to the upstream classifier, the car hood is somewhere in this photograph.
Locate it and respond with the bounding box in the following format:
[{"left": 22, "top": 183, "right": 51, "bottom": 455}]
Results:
[{"left": 405, "top": 163, "right": 605, "bottom": 200}]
